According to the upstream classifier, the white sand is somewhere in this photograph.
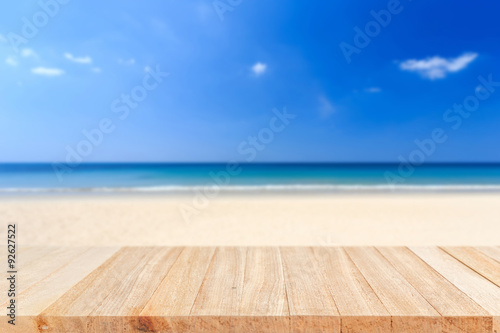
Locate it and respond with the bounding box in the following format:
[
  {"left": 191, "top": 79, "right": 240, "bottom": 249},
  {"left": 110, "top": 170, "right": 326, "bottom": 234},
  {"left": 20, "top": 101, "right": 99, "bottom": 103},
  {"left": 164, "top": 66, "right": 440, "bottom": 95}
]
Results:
[{"left": 1, "top": 193, "right": 499, "bottom": 246}]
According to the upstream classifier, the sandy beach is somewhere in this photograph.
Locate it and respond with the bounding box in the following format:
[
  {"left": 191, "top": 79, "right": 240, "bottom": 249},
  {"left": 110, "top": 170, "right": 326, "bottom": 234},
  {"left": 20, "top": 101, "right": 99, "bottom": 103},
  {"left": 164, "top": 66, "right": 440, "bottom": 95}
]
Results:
[{"left": 1, "top": 192, "right": 499, "bottom": 246}]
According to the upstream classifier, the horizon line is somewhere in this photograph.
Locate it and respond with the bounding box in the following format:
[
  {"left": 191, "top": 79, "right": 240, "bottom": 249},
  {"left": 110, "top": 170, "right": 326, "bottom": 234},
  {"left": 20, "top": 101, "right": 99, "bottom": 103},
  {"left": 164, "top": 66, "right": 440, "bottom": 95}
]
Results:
[{"left": 2, "top": 162, "right": 500, "bottom": 165}]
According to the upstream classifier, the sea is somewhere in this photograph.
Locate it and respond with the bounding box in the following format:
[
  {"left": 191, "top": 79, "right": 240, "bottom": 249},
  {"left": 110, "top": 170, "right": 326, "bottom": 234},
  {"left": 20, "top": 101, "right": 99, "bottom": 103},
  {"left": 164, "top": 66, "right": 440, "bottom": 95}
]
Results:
[{"left": 1, "top": 163, "right": 500, "bottom": 194}]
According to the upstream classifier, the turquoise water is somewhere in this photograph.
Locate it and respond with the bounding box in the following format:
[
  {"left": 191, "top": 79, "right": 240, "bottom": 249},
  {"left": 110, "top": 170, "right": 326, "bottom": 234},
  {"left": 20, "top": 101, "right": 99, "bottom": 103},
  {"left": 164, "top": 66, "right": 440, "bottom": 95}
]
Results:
[{"left": 1, "top": 163, "right": 500, "bottom": 192}]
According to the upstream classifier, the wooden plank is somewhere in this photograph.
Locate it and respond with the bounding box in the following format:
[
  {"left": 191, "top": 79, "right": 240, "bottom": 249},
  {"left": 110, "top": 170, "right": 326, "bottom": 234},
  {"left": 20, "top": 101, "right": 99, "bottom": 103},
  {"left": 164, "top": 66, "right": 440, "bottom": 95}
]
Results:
[
  {"left": 0, "top": 246, "right": 58, "bottom": 302},
  {"left": 280, "top": 247, "right": 340, "bottom": 333},
  {"left": 378, "top": 246, "right": 493, "bottom": 333},
  {"left": 345, "top": 247, "right": 441, "bottom": 332},
  {"left": 2, "top": 246, "right": 500, "bottom": 332},
  {"left": 442, "top": 246, "right": 500, "bottom": 288},
  {"left": 39, "top": 247, "right": 157, "bottom": 332},
  {"left": 410, "top": 246, "right": 500, "bottom": 333},
  {"left": 140, "top": 247, "right": 216, "bottom": 332},
  {"left": 20, "top": 247, "right": 89, "bottom": 291},
  {"left": 91, "top": 247, "right": 183, "bottom": 332},
  {"left": 312, "top": 247, "right": 390, "bottom": 333},
  {"left": 475, "top": 246, "right": 500, "bottom": 264},
  {"left": 0, "top": 247, "right": 88, "bottom": 305},
  {"left": 0, "top": 247, "right": 119, "bottom": 333},
  {"left": 239, "top": 247, "right": 289, "bottom": 333},
  {"left": 190, "top": 247, "right": 246, "bottom": 332}
]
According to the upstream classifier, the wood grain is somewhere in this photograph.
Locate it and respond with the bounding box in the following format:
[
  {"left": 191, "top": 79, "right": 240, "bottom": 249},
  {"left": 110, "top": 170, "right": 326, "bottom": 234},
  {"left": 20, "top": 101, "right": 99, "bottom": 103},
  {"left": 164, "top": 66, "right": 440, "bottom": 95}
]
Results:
[
  {"left": 312, "top": 247, "right": 390, "bottom": 333},
  {"left": 1, "top": 246, "right": 500, "bottom": 333},
  {"left": 92, "top": 247, "right": 183, "bottom": 332},
  {"left": 378, "top": 246, "right": 492, "bottom": 332},
  {"left": 140, "top": 247, "right": 216, "bottom": 332},
  {"left": 2, "top": 247, "right": 88, "bottom": 305},
  {"left": 280, "top": 247, "right": 340, "bottom": 333},
  {"left": 239, "top": 247, "right": 289, "bottom": 333},
  {"left": 190, "top": 247, "right": 246, "bottom": 332},
  {"left": 40, "top": 247, "right": 158, "bottom": 332},
  {"left": 345, "top": 247, "right": 441, "bottom": 332},
  {"left": 410, "top": 246, "right": 500, "bottom": 333},
  {"left": 0, "top": 247, "right": 119, "bottom": 333},
  {"left": 442, "top": 246, "right": 500, "bottom": 288},
  {"left": 476, "top": 246, "right": 500, "bottom": 264}
]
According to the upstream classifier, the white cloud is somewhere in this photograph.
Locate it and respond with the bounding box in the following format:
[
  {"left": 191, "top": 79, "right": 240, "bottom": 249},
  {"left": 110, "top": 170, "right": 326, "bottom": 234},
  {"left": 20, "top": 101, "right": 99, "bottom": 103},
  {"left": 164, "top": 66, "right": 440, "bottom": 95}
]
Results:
[
  {"left": 31, "top": 67, "right": 64, "bottom": 76},
  {"left": 64, "top": 53, "right": 92, "bottom": 64},
  {"left": 251, "top": 62, "right": 267, "bottom": 76},
  {"left": 365, "top": 87, "right": 381, "bottom": 93},
  {"left": 399, "top": 52, "right": 478, "bottom": 80},
  {"left": 319, "top": 95, "right": 335, "bottom": 118},
  {"left": 91, "top": 67, "right": 101, "bottom": 73},
  {"left": 21, "top": 48, "right": 37, "bottom": 58},
  {"left": 118, "top": 58, "right": 135, "bottom": 66},
  {"left": 5, "top": 57, "right": 18, "bottom": 66}
]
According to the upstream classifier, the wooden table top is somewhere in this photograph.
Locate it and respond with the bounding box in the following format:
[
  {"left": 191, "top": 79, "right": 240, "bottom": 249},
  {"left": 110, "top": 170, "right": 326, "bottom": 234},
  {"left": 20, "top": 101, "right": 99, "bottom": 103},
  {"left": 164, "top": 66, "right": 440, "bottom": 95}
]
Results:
[{"left": 1, "top": 246, "right": 500, "bottom": 332}]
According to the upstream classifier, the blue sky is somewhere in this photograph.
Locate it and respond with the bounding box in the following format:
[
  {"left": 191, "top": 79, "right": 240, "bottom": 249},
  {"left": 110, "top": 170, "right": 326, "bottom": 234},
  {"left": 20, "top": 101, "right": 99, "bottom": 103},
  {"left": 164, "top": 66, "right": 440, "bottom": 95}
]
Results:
[{"left": 1, "top": 0, "right": 500, "bottom": 162}]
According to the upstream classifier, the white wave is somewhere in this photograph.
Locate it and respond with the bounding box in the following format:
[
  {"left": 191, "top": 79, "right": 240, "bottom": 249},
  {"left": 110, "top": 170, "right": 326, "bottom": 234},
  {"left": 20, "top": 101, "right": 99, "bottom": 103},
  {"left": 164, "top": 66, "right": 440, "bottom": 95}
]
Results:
[{"left": 2, "top": 184, "right": 500, "bottom": 193}]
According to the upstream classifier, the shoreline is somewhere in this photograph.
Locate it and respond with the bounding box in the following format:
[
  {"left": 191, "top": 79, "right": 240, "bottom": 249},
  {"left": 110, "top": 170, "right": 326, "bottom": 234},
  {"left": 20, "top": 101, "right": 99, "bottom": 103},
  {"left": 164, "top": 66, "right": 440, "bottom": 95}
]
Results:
[{"left": 3, "top": 184, "right": 500, "bottom": 196}]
